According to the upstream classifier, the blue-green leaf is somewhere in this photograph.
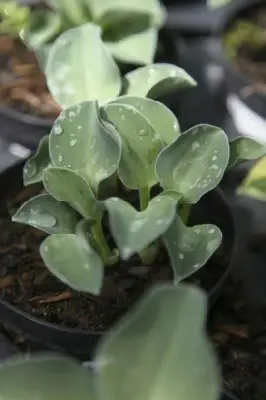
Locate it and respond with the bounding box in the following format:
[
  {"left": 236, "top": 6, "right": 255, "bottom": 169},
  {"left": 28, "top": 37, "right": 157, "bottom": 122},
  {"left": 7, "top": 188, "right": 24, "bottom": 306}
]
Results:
[
  {"left": 156, "top": 124, "right": 229, "bottom": 203},
  {"left": 40, "top": 233, "right": 103, "bottom": 294},
  {"left": 23, "top": 135, "right": 51, "bottom": 186},
  {"left": 163, "top": 214, "right": 222, "bottom": 281},
  {"left": 12, "top": 194, "right": 79, "bottom": 234},
  {"left": 228, "top": 136, "right": 266, "bottom": 169}
]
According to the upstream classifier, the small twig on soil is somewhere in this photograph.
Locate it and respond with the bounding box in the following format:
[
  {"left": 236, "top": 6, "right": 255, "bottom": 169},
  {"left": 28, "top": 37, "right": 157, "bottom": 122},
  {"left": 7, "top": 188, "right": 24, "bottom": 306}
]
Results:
[
  {"left": 29, "top": 291, "right": 73, "bottom": 304},
  {"left": 214, "top": 324, "right": 249, "bottom": 339},
  {"left": 0, "top": 275, "right": 15, "bottom": 289}
]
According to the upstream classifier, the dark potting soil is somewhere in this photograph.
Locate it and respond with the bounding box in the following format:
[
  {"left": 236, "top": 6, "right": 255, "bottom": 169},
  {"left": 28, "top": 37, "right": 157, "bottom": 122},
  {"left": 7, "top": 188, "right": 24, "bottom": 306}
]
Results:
[
  {"left": 0, "top": 35, "right": 60, "bottom": 119},
  {"left": 224, "top": 7, "right": 266, "bottom": 93},
  {"left": 0, "top": 184, "right": 229, "bottom": 332}
]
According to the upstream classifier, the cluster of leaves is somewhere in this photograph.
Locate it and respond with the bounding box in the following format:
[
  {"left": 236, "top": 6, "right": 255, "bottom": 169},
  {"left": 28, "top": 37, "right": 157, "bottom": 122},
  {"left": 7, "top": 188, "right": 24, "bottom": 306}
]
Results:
[
  {"left": 0, "top": 283, "right": 221, "bottom": 400},
  {"left": 0, "top": 0, "right": 165, "bottom": 66},
  {"left": 12, "top": 64, "right": 266, "bottom": 295}
]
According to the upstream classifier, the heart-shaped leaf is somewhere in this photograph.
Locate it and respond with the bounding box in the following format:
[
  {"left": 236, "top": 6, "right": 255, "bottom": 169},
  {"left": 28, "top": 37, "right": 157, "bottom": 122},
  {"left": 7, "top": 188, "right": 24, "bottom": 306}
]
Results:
[
  {"left": 105, "top": 194, "right": 177, "bottom": 259},
  {"left": 46, "top": 23, "right": 121, "bottom": 108},
  {"left": 89, "top": 0, "right": 166, "bottom": 26},
  {"left": 163, "top": 214, "right": 222, "bottom": 281},
  {"left": 156, "top": 124, "right": 229, "bottom": 203},
  {"left": 43, "top": 167, "right": 103, "bottom": 220},
  {"left": 95, "top": 283, "right": 220, "bottom": 400},
  {"left": 49, "top": 101, "right": 121, "bottom": 193},
  {"left": 228, "top": 136, "right": 266, "bottom": 169},
  {"left": 124, "top": 63, "right": 197, "bottom": 98},
  {"left": 110, "top": 95, "right": 180, "bottom": 145},
  {"left": 103, "top": 103, "right": 163, "bottom": 189},
  {"left": 23, "top": 135, "right": 51, "bottom": 186},
  {"left": 40, "top": 233, "right": 103, "bottom": 293},
  {"left": 237, "top": 155, "right": 266, "bottom": 200},
  {"left": 0, "top": 355, "right": 96, "bottom": 400},
  {"left": 105, "top": 27, "right": 158, "bottom": 65},
  {"left": 12, "top": 194, "right": 79, "bottom": 234}
]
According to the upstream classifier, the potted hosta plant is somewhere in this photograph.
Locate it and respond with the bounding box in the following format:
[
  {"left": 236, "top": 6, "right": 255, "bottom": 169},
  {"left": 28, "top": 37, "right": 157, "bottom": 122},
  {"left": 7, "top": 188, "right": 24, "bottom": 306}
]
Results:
[
  {"left": 0, "top": 282, "right": 238, "bottom": 400},
  {"left": 0, "top": 0, "right": 173, "bottom": 149},
  {"left": 0, "top": 65, "right": 264, "bottom": 359}
]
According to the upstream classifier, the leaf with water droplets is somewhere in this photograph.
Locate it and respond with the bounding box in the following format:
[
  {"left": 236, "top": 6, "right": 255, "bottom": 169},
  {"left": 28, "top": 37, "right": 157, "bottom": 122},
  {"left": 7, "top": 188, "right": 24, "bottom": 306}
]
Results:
[
  {"left": 40, "top": 233, "right": 103, "bottom": 294},
  {"left": 23, "top": 135, "right": 51, "bottom": 186},
  {"left": 163, "top": 214, "right": 222, "bottom": 281},
  {"left": 12, "top": 194, "right": 79, "bottom": 234},
  {"left": 105, "top": 27, "right": 158, "bottom": 65},
  {"left": 103, "top": 103, "right": 163, "bottom": 189},
  {"left": 46, "top": 23, "right": 121, "bottom": 108},
  {"left": 105, "top": 194, "right": 177, "bottom": 260},
  {"left": 110, "top": 96, "right": 180, "bottom": 145},
  {"left": 124, "top": 63, "right": 196, "bottom": 98},
  {"left": 0, "top": 355, "right": 96, "bottom": 400},
  {"left": 156, "top": 124, "right": 229, "bottom": 204},
  {"left": 49, "top": 101, "right": 121, "bottom": 193},
  {"left": 43, "top": 167, "right": 103, "bottom": 220},
  {"left": 227, "top": 136, "right": 266, "bottom": 169},
  {"left": 96, "top": 283, "right": 220, "bottom": 400}
]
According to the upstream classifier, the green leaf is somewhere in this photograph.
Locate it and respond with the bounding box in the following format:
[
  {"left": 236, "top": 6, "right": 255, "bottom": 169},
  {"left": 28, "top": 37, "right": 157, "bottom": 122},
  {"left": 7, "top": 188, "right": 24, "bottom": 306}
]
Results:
[
  {"left": 23, "top": 135, "right": 51, "bottom": 186},
  {"left": 103, "top": 103, "right": 163, "bottom": 189},
  {"left": 156, "top": 124, "right": 229, "bottom": 203},
  {"left": 110, "top": 95, "right": 180, "bottom": 145},
  {"left": 163, "top": 214, "right": 222, "bottom": 282},
  {"left": 0, "top": 355, "right": 96, "bottom": 400},
  {"left": 208, "top": 0, "right": 232, "bottom": 8},
  {"left": 237, "top": 156, "right": 266, "bottom": 200},
  {"left": 43, "top": 167, "right": 103, "bottom": 220},
  {"left": 46, "top": 23, "right": 121, "bottom": 108},
  {"left": 12, "top": 194, "right": 79, "bottom": 234},
  {"left": 89, "top": 0, "right": 166, "bottom": 26},
  {"left": 228, "top": 136, "right": 266, "bottom": 169},
  {"left": 105, "top": 27, "right": 158, "bottom": 65},
  {"left": 40, "top": 233, "right": 103, "bottom": 293},
  {"left": 47, "top": 0, "right": 91, "bottom": 24},
  {"left": 95, "top": 283, "right": 220, "bottom": 400},
  {"left": 124, "top": 63, "right": 197, "bottom": 98},
  {"left": 23, "top": 10, "right": 61, "bottom": 50},
  {"left": 49, "top": 101, "right": 121, "bottom": 193},
  {"left": 105, "top": 194, "right": 177, "bottom": 260}
]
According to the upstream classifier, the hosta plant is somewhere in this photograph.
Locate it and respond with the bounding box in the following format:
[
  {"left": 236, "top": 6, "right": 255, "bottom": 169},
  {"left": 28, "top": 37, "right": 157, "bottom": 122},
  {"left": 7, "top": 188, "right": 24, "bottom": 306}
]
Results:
[
  {"left": 12, "top": 90, "right": 266, "bottom": 295},
  {"left": 0, "top": 283, "right": 221, "bottom": 400},
  {"left": 0, "top": 0, "right": 165, "bottom": 67}
]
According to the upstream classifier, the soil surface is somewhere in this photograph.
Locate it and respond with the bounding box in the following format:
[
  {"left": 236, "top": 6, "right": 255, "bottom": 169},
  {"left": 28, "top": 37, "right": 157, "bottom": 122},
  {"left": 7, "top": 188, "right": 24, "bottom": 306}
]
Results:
[
  {"left": 0, "top": 184, "right": 229, "bottom": 332},
  {"left": 224, "top": 6, "right": 266, "bottom": 93},
  {"left": 0, "top": 35, "right": 60, "bottom": 119}
]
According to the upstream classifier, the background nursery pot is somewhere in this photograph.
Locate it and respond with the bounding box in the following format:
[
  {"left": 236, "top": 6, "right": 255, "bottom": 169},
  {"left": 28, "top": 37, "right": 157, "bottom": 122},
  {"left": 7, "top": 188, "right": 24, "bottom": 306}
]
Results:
[
  {"left": 215, "top": 0, "right": 266, "bottom": 119},
  {"left": 0, "top": 160, "right": 236, "bottom": 360}
]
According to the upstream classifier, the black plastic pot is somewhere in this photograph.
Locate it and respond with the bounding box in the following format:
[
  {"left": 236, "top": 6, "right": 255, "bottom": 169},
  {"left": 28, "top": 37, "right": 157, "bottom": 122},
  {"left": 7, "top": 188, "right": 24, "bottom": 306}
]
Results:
[{"left": 0, "top": 161, "right": 236, "bottom": 360}]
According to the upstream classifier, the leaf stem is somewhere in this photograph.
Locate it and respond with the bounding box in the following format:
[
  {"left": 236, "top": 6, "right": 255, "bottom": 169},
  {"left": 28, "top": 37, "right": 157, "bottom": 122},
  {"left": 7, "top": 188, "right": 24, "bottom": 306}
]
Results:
[
  {"left": 179, "top": 203, "right": 192, "bottom": 225},
  {"left": 91, "top": 220, "right": 112, "bottom": 263},
  {"left": 139, "top": 187, "right": 150, "bottom": 210}
]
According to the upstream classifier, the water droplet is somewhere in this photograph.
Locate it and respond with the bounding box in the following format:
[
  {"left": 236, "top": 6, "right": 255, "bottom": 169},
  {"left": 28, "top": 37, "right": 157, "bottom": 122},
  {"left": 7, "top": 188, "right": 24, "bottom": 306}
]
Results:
[
  {"left": 121, "top": 115, "right": 125, "bottom": 121},
  {"left": 70, "top": 139, "right": 77, "bottom": 147},
  {"left": 139, "top": 128, "right": 146, "bottom": 136},
  {"left": 24, "top": 161, "right": 36, "bottom": 178},
  {"left": 69, "top": 111, "right": 76, "bottom": 118},
  {"left": 38, "top": 215, "right": 56, "bottom": 228},
  {"left": 209, "top": 228, "right": 215, "bottom": 234},
  {"left": 212, "top": 155, "right": 217, "bottom": 161},
  {"left": 156, "top": 219, "right": 163, "bottom": 226},
  {"left": 192, "top": 141, "right": 200, "bottom": 151},
  {"left": 78, "top": 125, "right": 82, "bottom": 130},
  {"left": 54, "top": 124, "right": 63, "bottom": 135},
  {"left": 193, "top": 263, "right": 200, "bottom": 269},
  {"left": 58, "top": 155, "right": 63, "bottom": 162},
  {"left": 122, "top": 247, "right": 132, "bottom": 259},
  {"left": 178, "top": 253, "right": 184, "bottom": 260}
]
